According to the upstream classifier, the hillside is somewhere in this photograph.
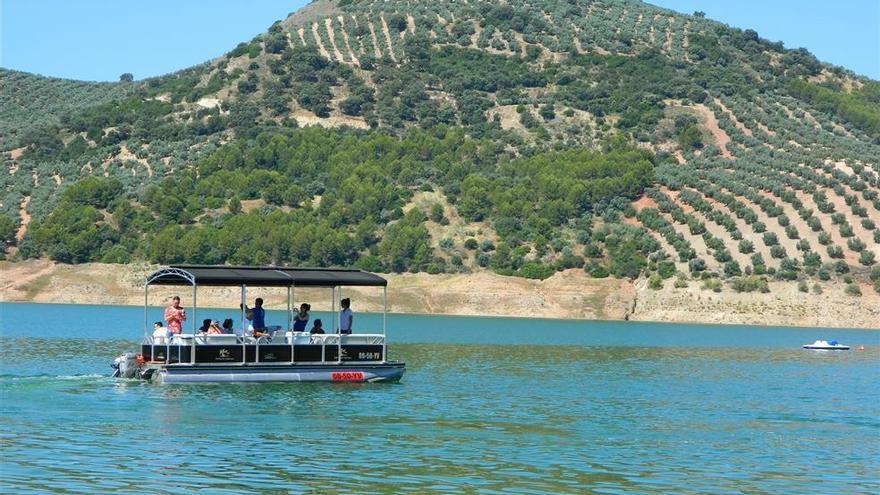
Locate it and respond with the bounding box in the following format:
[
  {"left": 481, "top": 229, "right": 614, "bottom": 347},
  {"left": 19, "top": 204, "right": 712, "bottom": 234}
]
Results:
[{"left": 1, "top": 0, "right": 879, "bottom": 301}]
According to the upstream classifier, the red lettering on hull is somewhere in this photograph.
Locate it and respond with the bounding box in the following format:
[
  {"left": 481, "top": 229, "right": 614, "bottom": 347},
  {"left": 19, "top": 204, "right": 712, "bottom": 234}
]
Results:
[{"left": 331, "top": 371, "right": 365, "bottom": 382}]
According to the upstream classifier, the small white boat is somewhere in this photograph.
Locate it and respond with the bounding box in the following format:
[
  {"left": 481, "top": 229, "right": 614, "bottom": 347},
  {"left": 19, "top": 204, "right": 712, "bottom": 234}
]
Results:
[{"left": 802, "top": 340, "right": 850, "bottom": 351}]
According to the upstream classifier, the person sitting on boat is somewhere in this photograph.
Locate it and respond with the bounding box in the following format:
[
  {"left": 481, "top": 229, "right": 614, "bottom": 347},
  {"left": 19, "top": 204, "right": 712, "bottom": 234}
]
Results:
[
  {"left": 310, "top": 318, "right": 325, "bottom": 334},
  {"left": 339, "top": 298, "right": 353, "bottom": 335},
  {"left": 152, "top": 321, "right": 168, "bottom": 341},
  {"left": 198, "top": 318, "right": 212, "bottom": 333},
  {"left": 222, "top": 318, "right": 234, "bottom": 334},
  {"left": 208, "top": 320, "right": 223, "bottom": 334},
  {"left": 242, "top": 309, "right": 255, "bottom": 336},
  {"left": 164, "top": 296, "right": 186, "bottom": 334},
  {"left": 152, "top": 321, "right": 166, "bottom": 335},
  {"left": 292, "top": 303, "right": 310, "bottom": 332}
]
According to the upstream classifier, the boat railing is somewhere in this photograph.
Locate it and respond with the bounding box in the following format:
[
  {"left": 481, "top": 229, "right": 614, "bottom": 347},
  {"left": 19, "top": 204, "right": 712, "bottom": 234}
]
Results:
[{"left": 144, "top": 331, "right": 386, "bottom": 365}]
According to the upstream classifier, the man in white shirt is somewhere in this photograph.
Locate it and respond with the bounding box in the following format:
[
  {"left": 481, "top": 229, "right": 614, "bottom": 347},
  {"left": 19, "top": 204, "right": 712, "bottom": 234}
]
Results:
[{"left": 339, "top": 298, "right": 353, "bottom": 334}]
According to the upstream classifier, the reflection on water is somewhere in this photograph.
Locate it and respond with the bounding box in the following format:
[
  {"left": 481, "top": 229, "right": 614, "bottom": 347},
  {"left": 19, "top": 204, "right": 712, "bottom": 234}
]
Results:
[{"left": 1, "top": 303, "right": 879, "bottom": 494}]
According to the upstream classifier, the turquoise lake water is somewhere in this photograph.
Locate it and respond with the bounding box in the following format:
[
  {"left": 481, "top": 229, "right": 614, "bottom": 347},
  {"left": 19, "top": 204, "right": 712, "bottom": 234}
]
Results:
[{"left": 1, "top": 302, "right": 878, "bottom": 494}]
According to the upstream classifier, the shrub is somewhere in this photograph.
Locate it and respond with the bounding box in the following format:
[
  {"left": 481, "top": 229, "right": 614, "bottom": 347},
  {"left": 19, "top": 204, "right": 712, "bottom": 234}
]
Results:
[
  {"left": 770, "top": 245, "right": 786, "bottom": 259},
  {"left": 519, "top": 262, "right": 555, "bottom": 280},
  {"left": 430, "top": 203, "right": 445, "bottom": 223},
  {"left": 476, "top": 252, "right": 490, "bottom": 267},
  {"left": 464, "top": 238, "right": 479, "bottom": 250},
  {"left": 688, "top": 258, "right": 706, "bottom": 273},
  {"left": 702, "top": 278, "right": 722, "bottom": 292},
  {"left": 827, "top": 245, "right": 844, "bottom": 258},
  {"left": 859, "top": 250, "right": 876, "bottom": 266},
  {"left": 723, "top": 261, "right": 742, "bottom": 278},
  {"left": 738, "top": 239, "right": 754, "bottom": 254},
  {"left": 648, "top": 274, "right": 663, "bottom": 290},
  {"left": 586, "top": 263, "right": 609, "bottom": 278},
  {"left": 730, "top": 276, "right": 769, "bottom": 293},
  {"left": 844, "top": 283, "right": 862, "bottom": 296},
  {"left": 0, "top": 215, "right": 16, "bottom": 245},
  {"left": 657, "top": 260, "right": 676, "bottom": 279}
]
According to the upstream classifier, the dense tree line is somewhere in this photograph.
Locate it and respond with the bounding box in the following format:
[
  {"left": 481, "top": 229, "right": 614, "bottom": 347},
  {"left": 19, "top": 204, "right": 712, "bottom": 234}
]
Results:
[{"left": 17, "top": 126, "right": 655, "bottom": 277}]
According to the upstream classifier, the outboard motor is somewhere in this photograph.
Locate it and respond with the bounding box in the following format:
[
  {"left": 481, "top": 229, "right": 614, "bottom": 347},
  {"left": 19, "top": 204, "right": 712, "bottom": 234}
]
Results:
[{"left": 111, "top": 352, "right": 139, "bottom": 379}]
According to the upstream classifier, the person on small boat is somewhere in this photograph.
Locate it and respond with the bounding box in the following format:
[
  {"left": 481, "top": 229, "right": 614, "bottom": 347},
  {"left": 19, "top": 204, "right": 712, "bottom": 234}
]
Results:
[
  {"left": 164, "top": 296, "right": 186, "bottom": 334},
  {"left": 339, "top": 298, "right": 353, "bottom": 334},
  {"left": 222, "top": 318, "right": 234, "bottom": 334},
  {"left": 198, "top": 318, "right": 212, "bottom": 333},
  {"left": 292, "top": 303, "right": 310, "bottom": 332},
  {"left": 310, "top": 318, "right": 325, "bottom": 334}
]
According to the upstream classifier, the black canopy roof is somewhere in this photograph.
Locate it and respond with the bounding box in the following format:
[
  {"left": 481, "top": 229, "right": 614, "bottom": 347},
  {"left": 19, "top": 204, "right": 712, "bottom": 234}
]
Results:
[{"left": 146, "top": 265, "right": 387, "bottom": 287}]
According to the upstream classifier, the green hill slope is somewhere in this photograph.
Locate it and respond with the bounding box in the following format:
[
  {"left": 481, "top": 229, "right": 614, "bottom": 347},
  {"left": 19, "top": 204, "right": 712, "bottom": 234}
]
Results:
[{"left": 2, "top": 0, "right": 878, "bottom": 293}]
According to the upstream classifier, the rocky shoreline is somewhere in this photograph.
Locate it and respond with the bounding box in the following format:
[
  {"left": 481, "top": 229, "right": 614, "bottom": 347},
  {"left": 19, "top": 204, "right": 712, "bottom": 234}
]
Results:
[{"left": 1, "top": 260, "right": 878, "bottom": 329}]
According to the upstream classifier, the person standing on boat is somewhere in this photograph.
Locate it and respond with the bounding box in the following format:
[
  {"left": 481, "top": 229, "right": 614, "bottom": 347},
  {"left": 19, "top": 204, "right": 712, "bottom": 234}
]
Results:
[
  {"left": 339, "top": 298, "right": 353, "bottom": 334},
  {"left": 292, "top": 303, "right": 310, "bottom": 332},
  {"left": 164, "top": 296, "right": 186, "bottom": 334},
  {"left": 251, "top": 298, "right": 266, "bottom": 332}
]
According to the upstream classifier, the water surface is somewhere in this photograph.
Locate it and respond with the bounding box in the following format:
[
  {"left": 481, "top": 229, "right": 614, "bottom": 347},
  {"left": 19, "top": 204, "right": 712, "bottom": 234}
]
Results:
[{"left": 1, "top": 302, "right": 878, "bottom": 494}]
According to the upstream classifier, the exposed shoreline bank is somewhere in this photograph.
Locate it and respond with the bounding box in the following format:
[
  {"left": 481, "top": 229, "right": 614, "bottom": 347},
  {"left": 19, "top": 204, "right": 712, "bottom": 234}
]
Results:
[{"left": 1, "top": 260, "right": 878, "bottom": 329}]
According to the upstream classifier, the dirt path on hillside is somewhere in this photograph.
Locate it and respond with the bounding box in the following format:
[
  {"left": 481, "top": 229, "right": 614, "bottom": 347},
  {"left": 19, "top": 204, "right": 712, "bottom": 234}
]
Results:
[
  {"left": 792, "top": 189, "right": 861, "bottom": 265},
  {"left": 15, "top": 196, "right": 31, "bottom": 242},
  {"left": 700, "top": 194, "right": 776, "bottom": 264},
  {"left": 366, "top": 19, "right": 383, "bottom": 58},
  {"left": 324, "top": 18, "right": 346, "bottom": 63},
  {"left": 624, "top": 216, "right": 688, "bottom": 273},
  {"left": 756, "top": 189, "right": 829, "bottom": 261},
  {"left": 714, "top": 98, "right": 752, "bottom": 137},
  {"left": 379, "top": 14, "right": 398, "bottom": 62},
  {"left": 311, "top": 22, "right": 332, "bottom": 59},
  {"left": 692, "top": 104, "right": 733, "bottom": 159},
  {"left": 724, "top": 191, "right": 801, "bottom": 267},
  {"left": 337, "top": 16, "right": 360, "bottom": 65},
  {"left": 667, "top": 189, "right": 753, "bottom": 267}
]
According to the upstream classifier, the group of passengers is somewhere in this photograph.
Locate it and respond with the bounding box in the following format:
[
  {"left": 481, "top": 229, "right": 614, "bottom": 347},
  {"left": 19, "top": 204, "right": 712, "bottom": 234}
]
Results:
[{"left": 155, "top": 295, "right": 354, "bottom": 339}]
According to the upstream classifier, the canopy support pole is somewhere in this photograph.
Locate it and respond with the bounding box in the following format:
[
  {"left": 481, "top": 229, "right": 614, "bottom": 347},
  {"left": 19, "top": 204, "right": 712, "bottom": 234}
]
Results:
[
  {"left": 241, "top": 284, "right": 247, "bottom": 365},
  {"left": 287, "top": 286, "right": 292, "bottom": 332},
  {"left": 337, "top": 286, "right": 343, "bottom": 364},
  {"left": 191, "top": 284, "right": 197, "bottom": 365},
  {"left": 290, "top": 284, "right": 296, "bottom": 365},
  {"left": 383, "top": 286, "right": 387, "bottom": 362},
  {"left": 143, "top": 284, "right": 148, "bottom": 340}
]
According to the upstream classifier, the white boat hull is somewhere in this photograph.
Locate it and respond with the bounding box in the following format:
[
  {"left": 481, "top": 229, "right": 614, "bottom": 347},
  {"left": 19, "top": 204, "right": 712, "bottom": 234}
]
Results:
[{"left": 154, "top": 362, "right": 405, "bottom": 384}]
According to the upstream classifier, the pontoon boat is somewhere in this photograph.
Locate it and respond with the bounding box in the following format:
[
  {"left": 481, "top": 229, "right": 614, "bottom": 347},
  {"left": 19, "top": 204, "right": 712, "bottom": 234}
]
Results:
[{"left": 111, "top": 265, "right": 405, "bottom": 383}]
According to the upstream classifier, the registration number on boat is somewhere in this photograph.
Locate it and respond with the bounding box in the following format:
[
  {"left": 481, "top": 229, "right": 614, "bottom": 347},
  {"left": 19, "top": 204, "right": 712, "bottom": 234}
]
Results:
[{"left": 331, "top": 371, "right": 364, "bottom": 382}]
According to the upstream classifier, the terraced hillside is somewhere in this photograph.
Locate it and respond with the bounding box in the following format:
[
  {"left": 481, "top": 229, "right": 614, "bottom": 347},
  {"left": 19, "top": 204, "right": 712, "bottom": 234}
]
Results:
[{"left": 1, "top": 0, "right": 879, "bottom": 296}]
